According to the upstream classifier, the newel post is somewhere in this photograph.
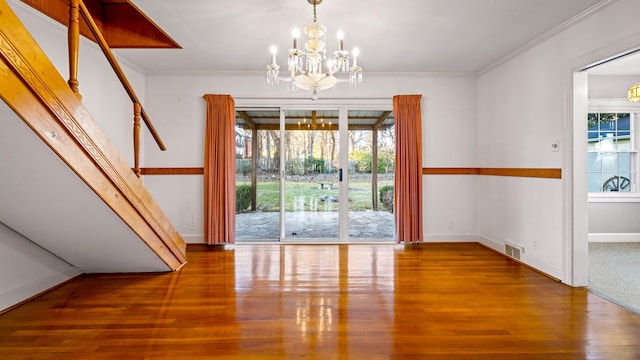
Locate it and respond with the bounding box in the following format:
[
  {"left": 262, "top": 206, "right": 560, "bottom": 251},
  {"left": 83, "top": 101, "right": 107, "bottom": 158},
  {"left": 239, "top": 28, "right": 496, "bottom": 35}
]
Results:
[
  {"left": 68, "top": 0, "right": 81, "bottom": 99},
  {"left": 133, "top": 102, "right": 141, "bottom": 177}
]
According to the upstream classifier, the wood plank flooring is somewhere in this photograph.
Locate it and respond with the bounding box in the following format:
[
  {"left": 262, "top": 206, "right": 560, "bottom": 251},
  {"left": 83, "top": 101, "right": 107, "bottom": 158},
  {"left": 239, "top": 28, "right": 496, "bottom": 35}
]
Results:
[{"left": 1, "top": 243, "right": 640, "bottom": 359}]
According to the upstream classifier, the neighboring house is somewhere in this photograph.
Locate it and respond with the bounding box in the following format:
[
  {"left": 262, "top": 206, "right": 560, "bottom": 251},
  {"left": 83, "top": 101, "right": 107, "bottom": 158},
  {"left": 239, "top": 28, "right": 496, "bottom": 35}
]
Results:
[{"left": 235, "top": 126, "right": 252, "bottom": 159}]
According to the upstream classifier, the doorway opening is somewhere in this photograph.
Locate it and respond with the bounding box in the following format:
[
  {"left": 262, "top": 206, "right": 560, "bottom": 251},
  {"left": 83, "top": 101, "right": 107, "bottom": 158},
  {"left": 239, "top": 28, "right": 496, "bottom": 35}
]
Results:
[{"left": 575, "top": 51, "right": 640, "bottom": 313}]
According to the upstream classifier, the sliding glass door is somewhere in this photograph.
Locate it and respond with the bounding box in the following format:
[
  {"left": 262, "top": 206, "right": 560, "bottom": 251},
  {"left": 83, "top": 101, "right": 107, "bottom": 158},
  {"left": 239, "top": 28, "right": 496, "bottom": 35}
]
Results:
[
  {"left": 234, "top": 109, "right": 281, "bottom": 242},
  {"left": 283, "top": 110, "right": 340, "bottom": 241},
  {"left": 347, "top": 110, "right": 395, "bottom": 241},
  {"left": 235, "top": 106, "right": 394, "bottom": 243}
]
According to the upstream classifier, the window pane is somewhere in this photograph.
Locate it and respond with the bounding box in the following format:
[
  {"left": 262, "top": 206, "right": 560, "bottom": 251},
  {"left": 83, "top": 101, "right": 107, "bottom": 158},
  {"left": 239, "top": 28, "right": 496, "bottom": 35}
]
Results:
[
  {"left": 619, "top": 152, "right": 631, "bottom": 172},
  {"left": 587, "top": 112, "right": 636, "bottom": 193},
  {"left": 601, "top": 173, "right": 631, "bottom": 192},
  {"left": 599, "top": 152, "right": 619, "bottom": 172},
  {"left": 588, "top": 172, "right": 603, "bottom": 192}
]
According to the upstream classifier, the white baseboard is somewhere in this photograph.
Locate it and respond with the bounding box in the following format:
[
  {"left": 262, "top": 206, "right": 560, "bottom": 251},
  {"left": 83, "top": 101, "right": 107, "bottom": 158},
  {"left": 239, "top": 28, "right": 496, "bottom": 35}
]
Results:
[
  {"left": 478, "top": 235, "right": 563, "bottom": 281},
  {"left": 424, "top": 234, "right": 480, "bottom": 243},
  {"left": 181, "top": 234, "right": 204, "bottom": 244},
  {"left": 477, "top": 235, "right": 504, "bottom": 253},
  {"left": 588, "top": 233, "right": 640, "bottom": 243},
  {"left": 187, "top": 233, "right": 481, "bottom": 244},
  {"left": 0, "top": 266, "right": 82, "bottom": 312}
]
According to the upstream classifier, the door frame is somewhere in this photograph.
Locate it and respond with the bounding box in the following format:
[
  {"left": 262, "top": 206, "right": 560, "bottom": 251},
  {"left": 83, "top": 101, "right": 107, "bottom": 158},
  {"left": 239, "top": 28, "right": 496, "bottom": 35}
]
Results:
[
  {"left": 235, "top": 98, "right": 393, "bottom": 243},
  {"left": 278, "top": 106, "right": 348, "bottom": 243}
]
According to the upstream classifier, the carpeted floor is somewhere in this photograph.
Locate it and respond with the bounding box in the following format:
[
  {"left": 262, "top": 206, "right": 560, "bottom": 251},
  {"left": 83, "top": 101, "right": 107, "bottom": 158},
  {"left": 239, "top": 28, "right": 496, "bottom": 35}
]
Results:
[{"left": 589, "top": 242, "right": 640, "bottom": 314}]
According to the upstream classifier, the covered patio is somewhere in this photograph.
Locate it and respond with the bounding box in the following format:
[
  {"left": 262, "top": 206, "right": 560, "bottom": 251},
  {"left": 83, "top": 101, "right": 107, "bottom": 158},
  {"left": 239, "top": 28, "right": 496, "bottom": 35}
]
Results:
[{"left": 235, "top": 210, "right": 395, "bottom": 242}]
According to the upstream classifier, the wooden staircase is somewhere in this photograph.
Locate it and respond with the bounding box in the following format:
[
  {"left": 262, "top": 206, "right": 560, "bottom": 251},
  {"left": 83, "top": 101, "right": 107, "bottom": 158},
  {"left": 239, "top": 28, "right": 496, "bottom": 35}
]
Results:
[{"left": 0, "top": 0, "right": 186, "bottom": 272}]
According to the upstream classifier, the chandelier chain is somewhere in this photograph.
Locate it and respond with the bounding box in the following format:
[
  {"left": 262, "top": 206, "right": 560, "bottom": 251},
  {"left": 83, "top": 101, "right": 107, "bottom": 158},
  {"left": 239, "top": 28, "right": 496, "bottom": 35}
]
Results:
[{"left": 313, "top": 3, "right": 317, "bottom": 23}]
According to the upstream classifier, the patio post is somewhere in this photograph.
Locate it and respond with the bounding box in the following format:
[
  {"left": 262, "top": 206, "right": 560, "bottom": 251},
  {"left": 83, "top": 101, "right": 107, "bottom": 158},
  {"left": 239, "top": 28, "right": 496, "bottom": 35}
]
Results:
[
  {"left": 251, "top": 128, "right": 258, "bottom": 211},
  {"left": 372, "top": 128, "right": 378, "bottom": 210}
]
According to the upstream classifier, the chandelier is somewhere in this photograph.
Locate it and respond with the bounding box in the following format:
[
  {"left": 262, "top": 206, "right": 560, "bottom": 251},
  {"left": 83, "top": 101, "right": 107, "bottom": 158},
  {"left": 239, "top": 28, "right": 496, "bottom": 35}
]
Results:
[
  {"left": 629, "top": 82, "right": 640, "bottom": 102},
  {"left": 266, "top": 0, "right": 362, "bottom": 100}
]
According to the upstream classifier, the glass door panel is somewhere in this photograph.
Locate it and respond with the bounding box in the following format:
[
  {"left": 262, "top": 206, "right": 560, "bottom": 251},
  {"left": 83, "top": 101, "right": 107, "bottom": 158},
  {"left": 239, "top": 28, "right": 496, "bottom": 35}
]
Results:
[
  {"left": 283, "top": 110, "right": 340, "bottom": 241},
  {"left": 347, "top": 110, "right": 395, "bottom": 241},
  {"left": 234, "top": 109, "right": 281, "bottom": 242}
]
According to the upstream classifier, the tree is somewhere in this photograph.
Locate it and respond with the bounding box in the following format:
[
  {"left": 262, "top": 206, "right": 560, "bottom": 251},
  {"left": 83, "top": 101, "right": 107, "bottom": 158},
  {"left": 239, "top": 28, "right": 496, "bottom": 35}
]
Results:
[{"left": 588, "top": 113, "right": 628, "bottom": 129}]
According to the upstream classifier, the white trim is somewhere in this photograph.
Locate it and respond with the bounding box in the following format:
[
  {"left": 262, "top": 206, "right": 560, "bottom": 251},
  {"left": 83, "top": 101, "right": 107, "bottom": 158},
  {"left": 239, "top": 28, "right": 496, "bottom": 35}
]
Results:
[
  {"left": 589, "top": 98, "right": 640, "bottom": 111},
  {"left": 478, "top": 0, "right": 620, "bottom": 76},
  {"left": 588, "top": 233, "right": 640, "bottom": 242},
  {"left": 181, "top": 234, "right": 204, "bottom": 244},
  {"left": 0, "top": 266, "right": 81, "bottom": 312},
  {"left": 279, "top": 109, "right": 286, "bottom": 242},
  {"left": 521, "top": 255, "right": 564, "bottom": 280},
  {"left": 588, "top": 194, "right": 640, "bottom": 202},
  {"left": 478, "top": 235, "right": 504, "bottom": 253},
  {"left": 424, "top": 234, "right": 480, "bottom": 243},
  {"left": 478, "top": 236, "right": 562, "bottom": 279},
  {"left": 338, "top": 107, "right": 349, "bottom": 242},
  {"left": 145, "top": 70, "right": 474, "bottom": 78},
  {"left": 565, "top": 29, "right": 640, "bottom": 288}
]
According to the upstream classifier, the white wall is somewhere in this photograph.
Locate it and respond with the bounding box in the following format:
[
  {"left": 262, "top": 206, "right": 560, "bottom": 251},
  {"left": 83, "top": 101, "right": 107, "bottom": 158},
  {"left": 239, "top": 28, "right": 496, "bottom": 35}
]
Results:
[
  {"left": 143, "top": 73, "right": 478, "bottom": 242},
  {"left": 7, "top": 0, "right": 147, "bottom": 165},
  {"left": 0, "top": 222, "right": 81, "bottom": 312},
  {"left": 477, "top": 0, "right": 640, "bottom": 282}
]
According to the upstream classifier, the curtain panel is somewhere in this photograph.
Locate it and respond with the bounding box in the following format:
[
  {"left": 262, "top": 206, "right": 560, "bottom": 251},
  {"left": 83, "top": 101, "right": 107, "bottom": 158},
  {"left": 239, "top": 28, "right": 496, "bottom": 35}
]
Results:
[
  {"left": 393, "top": 95, "right": 424, "bottom": 243},
  {"left": 203, "top": 94, "right": 236, "bottom": 244}
]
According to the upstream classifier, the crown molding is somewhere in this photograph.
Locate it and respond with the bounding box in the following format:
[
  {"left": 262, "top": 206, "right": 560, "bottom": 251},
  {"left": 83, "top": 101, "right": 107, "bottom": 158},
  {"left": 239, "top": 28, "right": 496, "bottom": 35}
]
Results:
[
  {"left": 145, "top": 69, "right": 475, "bottom": 78},
  {"left": 477, "top": 0, "right": 620, "bottom": 76}
]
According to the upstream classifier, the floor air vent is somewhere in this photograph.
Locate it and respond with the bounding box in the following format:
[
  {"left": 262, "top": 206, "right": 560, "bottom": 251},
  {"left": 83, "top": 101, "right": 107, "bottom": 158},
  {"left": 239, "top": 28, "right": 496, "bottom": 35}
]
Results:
[{"left": 505, "top": 243, "right": 523, "bottom": 260}]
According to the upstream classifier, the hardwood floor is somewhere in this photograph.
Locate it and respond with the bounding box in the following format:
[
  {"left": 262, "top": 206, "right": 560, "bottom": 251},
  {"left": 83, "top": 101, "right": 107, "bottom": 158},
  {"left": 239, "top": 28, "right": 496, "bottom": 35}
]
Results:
[{"left": 1, "top": 243, "right": 640, "bottom": 359}]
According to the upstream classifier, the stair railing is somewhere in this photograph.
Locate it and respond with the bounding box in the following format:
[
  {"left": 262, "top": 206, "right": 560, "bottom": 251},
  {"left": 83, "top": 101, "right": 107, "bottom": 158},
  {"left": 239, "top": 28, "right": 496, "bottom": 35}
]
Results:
[{"left": 67, "top": 0, "right": 166, "bottom": 177}]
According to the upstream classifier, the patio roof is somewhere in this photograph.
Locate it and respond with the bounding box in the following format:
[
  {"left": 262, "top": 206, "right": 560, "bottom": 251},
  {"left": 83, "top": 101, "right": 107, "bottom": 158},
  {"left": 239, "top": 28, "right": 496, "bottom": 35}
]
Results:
[{"left": 236, "top": 110, "right": 394, "bottom": 131}]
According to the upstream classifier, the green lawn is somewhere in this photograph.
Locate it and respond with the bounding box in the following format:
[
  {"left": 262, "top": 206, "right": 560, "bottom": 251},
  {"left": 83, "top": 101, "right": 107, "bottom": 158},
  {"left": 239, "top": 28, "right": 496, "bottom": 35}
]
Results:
[{"left": 237, "top": 179, "right": 393, "bottom": 212}]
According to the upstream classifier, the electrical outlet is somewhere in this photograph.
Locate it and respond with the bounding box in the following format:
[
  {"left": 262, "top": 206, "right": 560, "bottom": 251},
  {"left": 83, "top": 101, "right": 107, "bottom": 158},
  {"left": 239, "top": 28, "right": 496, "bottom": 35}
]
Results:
[
  {"left": 188, "top": 221, "right": 196, "bottom": 231},
  {"left": 447, "top": 220, "right": 453, "bottom": 229},
  {"left": 532, "top": 240, "right": 538, "bottom": 249}
]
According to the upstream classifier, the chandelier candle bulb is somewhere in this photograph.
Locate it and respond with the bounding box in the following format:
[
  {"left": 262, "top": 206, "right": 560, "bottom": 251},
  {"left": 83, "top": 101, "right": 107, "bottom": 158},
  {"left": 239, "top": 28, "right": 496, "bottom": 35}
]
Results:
[
  {"left": 292, "top": 28, "right": 299, "bottom": 49},
  {"left": 270, "top": 46, "right": 277, "bottom": 65},
  {"left": 337, "top": 30, "right": 344, "bottom": 51},
  {"left": 352, "top": 48, "right": 359, "bottom": 66}
]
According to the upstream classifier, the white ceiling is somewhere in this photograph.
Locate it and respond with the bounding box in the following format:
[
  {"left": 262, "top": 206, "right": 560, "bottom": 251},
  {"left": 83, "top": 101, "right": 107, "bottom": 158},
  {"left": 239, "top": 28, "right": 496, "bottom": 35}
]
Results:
[{"left": 114, "top": 0, "right": 607, "bottom": 75}]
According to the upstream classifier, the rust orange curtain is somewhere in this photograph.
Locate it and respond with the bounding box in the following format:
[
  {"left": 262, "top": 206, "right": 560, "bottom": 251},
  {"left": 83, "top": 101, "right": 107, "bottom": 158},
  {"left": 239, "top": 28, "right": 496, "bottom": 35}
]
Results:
[
  {"left": 203, "top": 94, "right": 236, "bottom": 244},
  {"left": 393, "top": 95, "right": 423, "bottom": 243}
]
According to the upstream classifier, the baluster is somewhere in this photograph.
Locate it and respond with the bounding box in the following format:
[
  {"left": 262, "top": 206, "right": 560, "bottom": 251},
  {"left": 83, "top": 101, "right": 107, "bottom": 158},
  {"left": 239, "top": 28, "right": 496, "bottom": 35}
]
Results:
[
  {"left": 68, "top": 0, "right": 81, "bottom": 99},
  {"left": 133, "top": 102, "right": 141, "bottom": 177}
]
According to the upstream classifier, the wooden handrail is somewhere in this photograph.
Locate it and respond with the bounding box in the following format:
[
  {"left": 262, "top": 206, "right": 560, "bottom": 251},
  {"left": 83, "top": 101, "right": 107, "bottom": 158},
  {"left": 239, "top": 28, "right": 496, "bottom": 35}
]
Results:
[{"left": 77, "top": 0, "right": 166, "bottom": 151}]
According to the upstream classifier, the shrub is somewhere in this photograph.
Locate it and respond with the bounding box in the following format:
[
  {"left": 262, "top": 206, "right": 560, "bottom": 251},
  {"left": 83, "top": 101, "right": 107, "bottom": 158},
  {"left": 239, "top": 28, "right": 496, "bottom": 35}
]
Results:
[
  {"left": 379, "top": 185, "right": 394, "bottom": 212},
  {"left": 236, "top": 159, "right": 252, "bottom": 176},
  {"left": 236, "top": 184, "right": 252, "bottom": 213},
  {"left": 305, "top": 156, "right": 326, "bottom": 173}
]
